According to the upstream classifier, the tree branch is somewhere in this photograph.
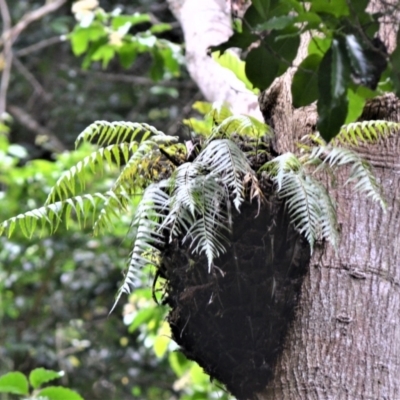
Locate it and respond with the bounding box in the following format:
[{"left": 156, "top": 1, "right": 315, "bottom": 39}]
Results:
[
  {"left": 1, "top": 0, "right": 67, "bottom": 46},
  {"left": 8, "top": 104, "right": 66, "bottom": 152},
  {"left": 0, "top": 0, "right": 12, "bottom": 117},
  {"left": 167, "top": 0, "right": 262, "bottom": 120},
  {"left": 15, "top": 35, "right": 65, "bottom": 57}
]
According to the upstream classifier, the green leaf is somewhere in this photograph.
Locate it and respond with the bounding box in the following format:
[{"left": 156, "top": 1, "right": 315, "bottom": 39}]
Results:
[
  {"left": 331, "top": 39, "right": 349, "bottom": 98},
  {"left": 292, "top": 54, "right": 322, "bottom": 107},
  {"left": 308, "top": 37, "right": 332, "bottom": 57},
  {"left": 251, "top": 0, "right": 270, "bottom": 19},
  {"left": 69, "top": 25, "right": 106, "bottom": 56},
  {"left": 29, "top": 368, "right": 64, "bottom": 390},
  {"left": 91, "top": 44, "right": 115, "bottom": 69},
  {"left": 0, "top": 372, "right": 29, "bottom": 395},
  {"left": 345, "top": 34, "right": 369, "bottom": 79},
  {"left": 390, "top": 30, "right": 400, "bottom": 96},
  {"left": 310, "top": 0, "right": 349, "bottom": 18},
  {"left": 345, "top": 88, "right": 367, "bottom": 124},
  {"left": 150, "top": 48, "right": 165, "bottom": 81},
  {"left": 118, "top": 42, "right": 138, "bottom": 69},
  {"left": 212, "top": 50, "right": 258, "bottom": 93},
  {"left": 245, "top": 45, "right": 278, "bottom": 90},
  {"left": 256, "top": 15, "right": 296, "bottom": 31},
  {"left": 317, "top": 39, "right": 351, "bottom": 141},
  {"left": 153, "top": 334, "right": 170, "bottom": 358},
  {"left": 211, "top": 30, "right": 258, "bottom": 53},
  {"left": 38, "top": 386, "right": 84, "bottom": 400},
  {"left": 245, "top": 29, "right": 299, "bottom": 91},
  {"left": 111, "top": 13, "right": 150, "bottom": 29}
]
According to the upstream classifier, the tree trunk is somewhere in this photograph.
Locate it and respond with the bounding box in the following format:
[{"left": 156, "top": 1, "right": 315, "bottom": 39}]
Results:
[{"left": 167, "top": 1, "right": 400, "bottom": 398}]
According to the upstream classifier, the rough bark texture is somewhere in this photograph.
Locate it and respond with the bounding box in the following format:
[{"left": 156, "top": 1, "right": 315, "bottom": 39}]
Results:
[
  {"left": 165, "top": 0, "right": 400, "bottom": 398},
  {"left": 256, "top": 95, "right": 400, "bottom": 400}
]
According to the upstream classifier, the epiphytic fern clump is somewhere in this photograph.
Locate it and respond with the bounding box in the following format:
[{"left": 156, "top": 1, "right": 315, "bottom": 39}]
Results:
[{"left": 0, "top": 105, "right": 396, "bottom": 310}]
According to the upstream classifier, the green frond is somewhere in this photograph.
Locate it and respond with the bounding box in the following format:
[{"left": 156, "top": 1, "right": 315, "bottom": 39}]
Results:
[
  {"left": 75, "top": 121, "right": 167, "bottom": 147},
  {"left": 197, "top": 139, "right": 253, "bottom": 210},
  {"left": 0, "top": 193, "right": 109, "bottom": 238},
  {"left": 212, "top": 114, "right": 271, "bottom": 140},
  {"left": 263, "top": 153, "right": 338, "bottom": 250},
  {"left": 112, "top": 135, "right": 178, "bottom": 190},
  {"left": 46, "top": 143, "right": 136, "bottom": 204},
  {"left": 111, "top": 182, "right": 170, "bottom": 312},
  {"left": 207, "top": 102, "right": 233, "bottom": 125},
  {"left": 318, "top": 146, "right": 386, "bottom": 209},
  {"left": 93, "top": 189, "right": 132, "bottom": 236},
  {"left": 335, "top": 120, "right": 400, "bottom": 146}
]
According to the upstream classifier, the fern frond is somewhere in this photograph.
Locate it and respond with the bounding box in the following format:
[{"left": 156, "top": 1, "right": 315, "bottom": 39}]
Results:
[
  {"left": 318, "top": 146, "right": 386, "bottom": 209},
  {"left": 0, "top": 193, "right": 109, "bottom": 238},
  {"left": 208, "top": 102, "right": 233, "bottom": 125},
  {"left": 335, "top": 120, "right": 400, "bottom": 146},
  {"left": 111, "top": 182, "right": 170, "bottom": 312},
  {"left": 263, "top": 153, "right": 338, "bottom": 250},
  {"left": 197, "top": 139, "right": 253, "bottom": 210},
  {"left": 46, "top": 142, "right": 136, "bottom": 204},
  {"left": 212, "top": 114, "right": 270, "bottom": 140},
  {"left": 93, "top": 189, "right": 132, "bottom": 235},
  {"left": 260, "top": 152, "right": 302, "bottom": 190},
  {"left": 75, "top": 121, "right": 167, "bottom": 147},
  {"left": 183, "top": 176, "right": 230, "bottom": 270}
]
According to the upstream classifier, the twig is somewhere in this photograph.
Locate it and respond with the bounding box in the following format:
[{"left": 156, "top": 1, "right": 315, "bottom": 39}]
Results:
[
  {"left": 1, "top": 0, "right": 68, "bottom": 46},
  {"left": 8, "top": 104, "right": 66, "bottom": 152},
  {"left": 13, "top": 56, "right": 52, "bottom": 102},
  {"left": 15, "top": 35, "right": 65, "bottom": 57},
  {"left": 0, "top": 0, "right": 67, "bottom": 117},
  {"left": 74, "top": 68, "right": 196, "bottom": 88},
  {"left": 0, "top": 0, "right": 12, "bottom": 117}
]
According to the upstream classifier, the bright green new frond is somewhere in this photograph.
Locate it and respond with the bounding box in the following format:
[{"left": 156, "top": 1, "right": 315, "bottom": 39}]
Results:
[
  {"left": 197, "top": 139, "right": 253, "bottom": 210},
  {"left": 209, "top": 102, "right": 232, "bottom": 121},
  {"left": 111, "top": 183, "right": 170, "bottom": 312},
  {"left": 318, "top": 146, "right": 386, "bottom": 209},
  {"left": 46, "top": 143, "right": 136, "bottom": 204},
  {"left": 75, "top": 121, "right": 167, "bottom": 147},
  {"left": 212, "top": 114, "right": 270, "bottom": 139},
  {"left": 0, "top": 193, "right": 107, "bottom": 238},
  {"left": 335, "top": 120, "right": 400, "bottom": 146},
  {"left": 182, "top": 176, "right": 230, "bottom": 270}
]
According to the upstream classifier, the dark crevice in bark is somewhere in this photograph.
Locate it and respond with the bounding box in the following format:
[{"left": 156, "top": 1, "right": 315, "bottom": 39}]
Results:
[{"left": 160, "top": 194, "right": 310, "bottom": 399}]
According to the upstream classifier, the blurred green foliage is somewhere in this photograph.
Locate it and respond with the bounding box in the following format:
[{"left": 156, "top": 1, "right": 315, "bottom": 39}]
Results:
[{"left": 0, "top": 132, "right": 230, "bottom": 399}]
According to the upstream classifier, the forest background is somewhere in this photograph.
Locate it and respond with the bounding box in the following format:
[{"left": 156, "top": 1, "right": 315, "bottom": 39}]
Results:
[{"left": 0, "top": 1, "right": 216, "bottom": 399}]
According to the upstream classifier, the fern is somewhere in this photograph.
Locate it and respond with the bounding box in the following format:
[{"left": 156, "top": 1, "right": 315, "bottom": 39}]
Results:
[
  {"left": 46, "top": 142, "right": 134, "bottom": 204},
  {"left": 261, "top": 153, "right": 338, "bottom": 250},
  {"left": 197, "top": 139, "right": 254, "bottom": 210},
  {"left": 183, "top": 175, "right": 230, "bottom": 270},
  {"left": 334, "top": 120, "right": 400, "bottom": 146},
  {"left": 75, "top": 121, "right": 167, "bottom": 147},
  {"left": 310, "top": 146, "right": 386, "bottom": 209},
  {"left": 212, "top": 114, "right": 271, "bottom": 140},
  {"left": 0, "top": 193, "right": 113, "bottom": 238},
  {"left": 111, "top": 182, "right": 170, "bottom": 313}
]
